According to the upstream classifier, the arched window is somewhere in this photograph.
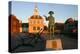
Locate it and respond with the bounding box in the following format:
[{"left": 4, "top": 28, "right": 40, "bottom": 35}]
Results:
[
  {"left": 37, "top": 27, "right": 40, "bottom": 30},
  {"left": 33, "top": 27, "right": 36, "bottom": 30}
]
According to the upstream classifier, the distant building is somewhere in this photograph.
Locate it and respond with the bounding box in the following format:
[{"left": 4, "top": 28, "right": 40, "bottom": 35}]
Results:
[
  {"left": 28, "top": 4, "right": 44, "bottom": 33},
  {"left": 22, "top": 23, "right": 28, "bottom": 32},
  {"left": 54, "top": 23, "right": 64, "bottom": 34},
  {"left": 64, "top": 18, "right": 77, "bottom": 33},
  {"left": 63, "top": 18, "right": 78, "bottom": 39},
  {"left": 9, "top": 15, "right": 22, "bottom": 33}
]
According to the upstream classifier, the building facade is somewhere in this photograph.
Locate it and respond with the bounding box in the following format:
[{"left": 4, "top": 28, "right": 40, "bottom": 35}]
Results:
[
  {"left": 28, "top": 4, "right": 44, "bottom": 33},
  {"left": 9, "top": 15, "right": 22, "bottom": 33}
]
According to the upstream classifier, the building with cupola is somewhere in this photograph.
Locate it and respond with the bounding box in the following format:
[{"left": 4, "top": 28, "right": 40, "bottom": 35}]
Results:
[{"left": 28, "top": 4, "right": 44, "bottom": 33}]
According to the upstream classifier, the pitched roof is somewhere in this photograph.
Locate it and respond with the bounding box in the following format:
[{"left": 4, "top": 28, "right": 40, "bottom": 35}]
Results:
[{"left": 30, "top": 15, "right": 43, "bottom": 19}]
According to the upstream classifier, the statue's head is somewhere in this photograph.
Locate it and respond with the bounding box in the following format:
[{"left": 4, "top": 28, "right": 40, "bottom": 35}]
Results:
[{"left": 48, "top": 11, "right": 54, "bottom": 16}]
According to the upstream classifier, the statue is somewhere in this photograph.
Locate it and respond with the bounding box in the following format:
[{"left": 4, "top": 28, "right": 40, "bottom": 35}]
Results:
[{"left": 44, "top": 11, "right": 55, "bottom": 39}]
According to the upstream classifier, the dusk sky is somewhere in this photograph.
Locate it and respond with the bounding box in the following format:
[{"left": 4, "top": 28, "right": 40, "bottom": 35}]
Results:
[{"left": 11, "top": 1, "right": 78, "bottom": 23}]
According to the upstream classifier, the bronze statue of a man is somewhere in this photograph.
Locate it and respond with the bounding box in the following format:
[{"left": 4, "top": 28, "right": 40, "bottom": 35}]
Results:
[{"left": 44, "top": 11, "right": 55, "bottom": 39}]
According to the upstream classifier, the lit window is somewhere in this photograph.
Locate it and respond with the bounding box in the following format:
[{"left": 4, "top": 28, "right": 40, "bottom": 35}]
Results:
[
  {"left": 37, "top": 27, "right": 40, "bottom": 30},
  {"left": 33, "top": 27, "right": 36, "bottom": 30}
]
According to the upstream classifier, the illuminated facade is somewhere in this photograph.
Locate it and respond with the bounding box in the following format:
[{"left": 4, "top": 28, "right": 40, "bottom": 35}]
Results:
[
  {"left": 28, "top": 4, "right": 44, "bottom": 33},
  {"left": 9, "top": 15, "right": 22, "bottom": 33}
]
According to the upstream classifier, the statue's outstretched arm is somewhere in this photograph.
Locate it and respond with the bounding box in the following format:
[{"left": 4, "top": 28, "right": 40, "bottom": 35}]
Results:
[{"left": 43, "top": 15, "right": 48, "bottom": 21}]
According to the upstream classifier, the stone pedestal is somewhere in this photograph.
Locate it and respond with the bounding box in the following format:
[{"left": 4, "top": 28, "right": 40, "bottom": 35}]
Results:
[{"left": 46, "top": 39, "right": 62, "bottom": 50}]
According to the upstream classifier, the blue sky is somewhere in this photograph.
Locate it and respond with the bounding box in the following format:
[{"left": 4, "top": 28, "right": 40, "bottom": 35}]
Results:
[{"left": 11, "top": 1, "right": 78, "bottom": 23}]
